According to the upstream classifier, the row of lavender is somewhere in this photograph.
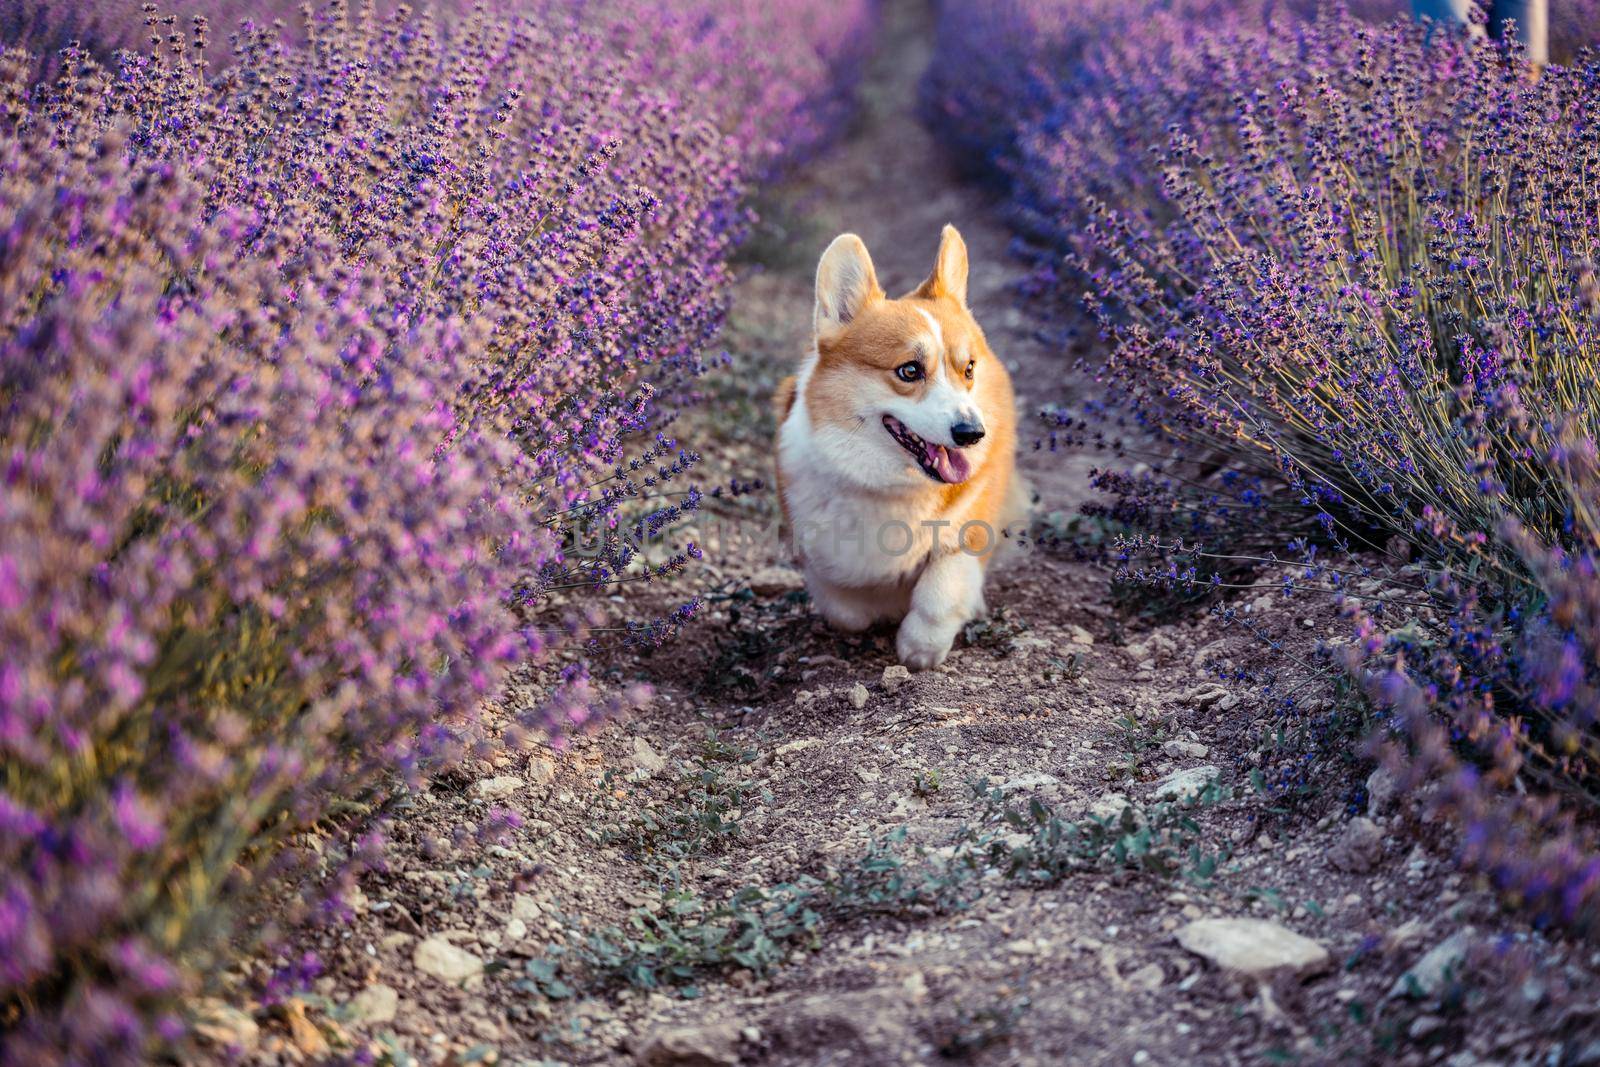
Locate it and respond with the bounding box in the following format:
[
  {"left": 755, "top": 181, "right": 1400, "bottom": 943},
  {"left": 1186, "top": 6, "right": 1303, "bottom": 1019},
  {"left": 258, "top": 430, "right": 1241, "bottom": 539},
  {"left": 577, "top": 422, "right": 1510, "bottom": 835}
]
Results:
[
  {"left": 0, "top": 1, "right": 876, "bottom": 1060},
  {"left": 925, "top": 1, "right": 1600, "bottom": 928}
]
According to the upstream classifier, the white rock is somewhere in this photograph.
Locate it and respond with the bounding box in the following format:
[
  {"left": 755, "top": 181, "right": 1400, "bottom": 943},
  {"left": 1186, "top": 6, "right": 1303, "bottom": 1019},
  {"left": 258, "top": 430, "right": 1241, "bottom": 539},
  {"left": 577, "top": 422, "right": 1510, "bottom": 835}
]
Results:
[
  {"left": 1404, "top": 844, "right": 1429, "bottom": 876},
  {"left": 1068, "top": 624, "right": 1095, "bottom": 646},
  {"left": 192, "top": 999, "right": 260, "bottom": 1051},
  {"left": 847, "top": 683, "right": 869, "bottom": 709},
  {"left": 1161, "top": 739, "right": 1210, "bottom": 760},
  {"left": 412, "top": 936, "right": 484, "bottom": 984},
  {"left": 1154, "top": 766, "right": 1221, "bottom": 801},
  {"left": 504, "top": 917, "right": 528, "bottom": 941},
  {"left": 474, "top": 775, "right": 523, "bottom": 799},
  {"left": 890, "top": 794, "right": 928, "bottom": 817},
  {"left": 526, "top": 756, "right": 557, "bottom": 785},
  {"left": 748, "top": 565, "right": 803, "bottom": 596},
  {"left": 1386, "top": 919, "right": 1428, "bottom": 948},
  {"left": 1389, "top": 930, "right": 1475, "bottom": 999},
  {"left": 346, "top": 984, "right": 399, "bottom": 1026},
  {"left": 1329, "top": 817, "right": 1385, "bottom": 873},
  {"left": 511, "top": 892, "right": 543, "bottom": 921},
  {"left": 634, "top": 1023, "right": 741, "bottom": 1067},
  {"left": 1089, "top": 792, "right": 1137, "bottom": 822},
  {"left": 1366, "top": 765, "right": 1400, "bottom": 817},
  {"left": 1000, "top": 772, "right": 1060, "bottom": 794},
  {"left": 775, "top": 738, "right": 822, "bottom": 759},
  {"left": 378, "top": 931, "right": 414, "bottom": 953},
  {"left": 881, "top": 664, "right": 912, "bottom": 693},
  {"left": 1176, "top": 918, "right": 1329, "bottom": 979},
  {"left": 1127, "top": 962, "right": 1165, "bottom": 991},
  {"left": 632, "top": 737, "right": 666, "bottom": 773}
]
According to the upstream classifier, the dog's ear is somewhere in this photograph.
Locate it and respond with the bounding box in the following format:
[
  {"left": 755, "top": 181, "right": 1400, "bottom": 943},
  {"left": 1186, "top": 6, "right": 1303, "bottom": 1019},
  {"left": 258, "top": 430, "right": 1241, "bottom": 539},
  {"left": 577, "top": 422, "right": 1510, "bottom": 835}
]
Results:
[
  {"left": 914, "top": 223, "right": 969, "bottom": 307},
  {"left": 815, "top": 233, "right": 883, "bottom": 342}
]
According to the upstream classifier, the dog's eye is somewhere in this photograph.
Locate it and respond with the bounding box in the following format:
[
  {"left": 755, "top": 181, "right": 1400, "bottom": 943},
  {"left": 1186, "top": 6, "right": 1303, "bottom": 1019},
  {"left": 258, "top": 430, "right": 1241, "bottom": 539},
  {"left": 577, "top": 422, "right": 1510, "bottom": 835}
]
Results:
[
  {"left": 965, "top": 360, "right": 975, "bottom": 380},
  {"left": 895, "top": 362, "right": 923, "bottom": 383}
]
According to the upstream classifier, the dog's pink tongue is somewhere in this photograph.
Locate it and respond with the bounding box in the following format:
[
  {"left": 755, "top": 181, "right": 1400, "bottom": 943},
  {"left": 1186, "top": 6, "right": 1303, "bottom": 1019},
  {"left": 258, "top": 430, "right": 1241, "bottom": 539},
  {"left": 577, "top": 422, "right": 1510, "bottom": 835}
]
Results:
[{"left": 931, "top": 444, "right": 973, "bottom": 484}]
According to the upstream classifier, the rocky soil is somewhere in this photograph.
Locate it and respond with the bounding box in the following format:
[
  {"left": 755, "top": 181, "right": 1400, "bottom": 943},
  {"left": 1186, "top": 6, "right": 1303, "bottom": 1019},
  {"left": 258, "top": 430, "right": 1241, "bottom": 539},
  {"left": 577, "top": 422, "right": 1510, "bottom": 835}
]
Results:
[{"left": 202, "top": 3, "right": 1600, "bottom": 1065}]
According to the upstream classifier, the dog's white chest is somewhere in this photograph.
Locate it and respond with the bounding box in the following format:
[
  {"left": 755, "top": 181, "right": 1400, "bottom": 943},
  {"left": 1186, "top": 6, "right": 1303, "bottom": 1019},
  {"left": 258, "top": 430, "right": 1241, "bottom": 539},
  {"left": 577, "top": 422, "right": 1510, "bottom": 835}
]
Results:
[
  {"left": 790, "top": 480, "right": 934, "bottom": 587},
  {"left": 778, "top": 407, "right": 949, "bottom": 591}
]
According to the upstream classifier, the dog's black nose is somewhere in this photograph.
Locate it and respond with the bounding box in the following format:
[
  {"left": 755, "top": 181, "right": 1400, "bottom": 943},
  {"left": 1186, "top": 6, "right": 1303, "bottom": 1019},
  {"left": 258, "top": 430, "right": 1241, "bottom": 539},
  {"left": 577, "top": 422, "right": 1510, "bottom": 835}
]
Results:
[{"left": 951, "top": 421, "right": 986, "bottom": 447}]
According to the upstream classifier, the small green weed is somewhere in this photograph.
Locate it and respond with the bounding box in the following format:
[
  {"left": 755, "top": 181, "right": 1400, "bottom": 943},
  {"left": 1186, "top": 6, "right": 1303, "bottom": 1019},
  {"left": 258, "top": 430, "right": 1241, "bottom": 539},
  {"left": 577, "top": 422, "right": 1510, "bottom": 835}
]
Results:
[
  {"left": 824, "top": 825, "right": 980, "bottom": 919},
  {"left": 965, "top": 778, "right": 1232, "bottom": 886},
  {"left": 523, "top": 881, "right": 823, "bottom": 998},
  {"left": 1113, "top": 712, "right": 1171, "bottom": 755},
  {"left": 1107, "top": 712, "right": 1174, "bottom": 781},
  {"left": 962, "top": 606, "right": 1031, "bottom": 655},
  {"left": 596, "top": 730, "right": 767, "bottom": 864},
  {"left": 1040, "top": 652, "right": 1089, "bottom": 683},
  {"left": 525, "top": 823, "right": 981, "bottom": 1001}
]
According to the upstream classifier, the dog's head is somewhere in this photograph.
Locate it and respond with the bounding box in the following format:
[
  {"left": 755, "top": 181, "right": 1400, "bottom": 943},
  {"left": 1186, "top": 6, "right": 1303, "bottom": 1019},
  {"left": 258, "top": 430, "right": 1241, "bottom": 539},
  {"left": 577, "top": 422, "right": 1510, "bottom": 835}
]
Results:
[{"left": 804, "top": 224, "right": 1002, "bottom": 490}]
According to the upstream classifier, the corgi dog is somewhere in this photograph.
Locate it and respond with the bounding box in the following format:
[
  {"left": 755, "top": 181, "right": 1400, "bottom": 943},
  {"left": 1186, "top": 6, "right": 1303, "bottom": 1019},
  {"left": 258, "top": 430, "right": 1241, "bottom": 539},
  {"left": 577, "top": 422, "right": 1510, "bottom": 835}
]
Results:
[{"left": 774, "top": 224, "right": 1020, "bottom": 670}]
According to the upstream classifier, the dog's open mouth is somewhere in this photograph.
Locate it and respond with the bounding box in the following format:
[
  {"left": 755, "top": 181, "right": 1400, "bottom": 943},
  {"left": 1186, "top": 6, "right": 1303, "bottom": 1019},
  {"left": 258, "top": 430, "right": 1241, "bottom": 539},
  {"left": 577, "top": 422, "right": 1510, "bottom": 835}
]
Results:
[{"left": 882, "top": 414, "right": 974, "bottom": 484}]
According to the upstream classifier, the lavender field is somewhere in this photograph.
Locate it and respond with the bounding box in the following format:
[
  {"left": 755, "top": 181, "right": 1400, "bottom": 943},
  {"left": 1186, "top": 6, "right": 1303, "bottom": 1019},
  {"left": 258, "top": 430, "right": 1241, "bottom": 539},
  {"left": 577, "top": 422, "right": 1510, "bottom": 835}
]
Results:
[{"left": 5, "top": 0, "right": 1600, "bottom": 1064}]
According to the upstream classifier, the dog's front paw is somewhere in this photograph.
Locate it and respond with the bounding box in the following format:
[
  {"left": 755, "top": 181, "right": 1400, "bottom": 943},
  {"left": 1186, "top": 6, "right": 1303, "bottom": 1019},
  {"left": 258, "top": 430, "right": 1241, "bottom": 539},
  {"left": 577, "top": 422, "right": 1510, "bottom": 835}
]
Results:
[{"left": 896, "top": 615, "right": 954, "bottom": 670}]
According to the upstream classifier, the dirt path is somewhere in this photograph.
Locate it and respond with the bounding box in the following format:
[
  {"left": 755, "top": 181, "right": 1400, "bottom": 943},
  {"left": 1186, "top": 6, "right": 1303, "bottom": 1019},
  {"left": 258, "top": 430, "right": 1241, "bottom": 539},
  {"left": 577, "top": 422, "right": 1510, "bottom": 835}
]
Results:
[{"left": 221, "top": 5, "right": 1600, "bottom": 1066}]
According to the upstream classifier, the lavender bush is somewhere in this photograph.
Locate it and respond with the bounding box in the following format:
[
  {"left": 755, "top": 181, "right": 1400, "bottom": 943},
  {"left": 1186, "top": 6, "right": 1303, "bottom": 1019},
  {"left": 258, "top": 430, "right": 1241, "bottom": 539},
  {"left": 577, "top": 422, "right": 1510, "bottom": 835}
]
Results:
[
  {"left": 924, "top": 1, "right": 1600, "bottom": 241},
  {"left": 0, "top": 0, "right": 877, "bottom": 1060},
  {"left": 3, "top": 0, "right": 876, "bottom": 163},
  {"left": 926, "top": 2, "right": 1600, "bottom": 927},
  {"left": 1081, "top": 22, "right": 1600, "bottom": 924}
]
